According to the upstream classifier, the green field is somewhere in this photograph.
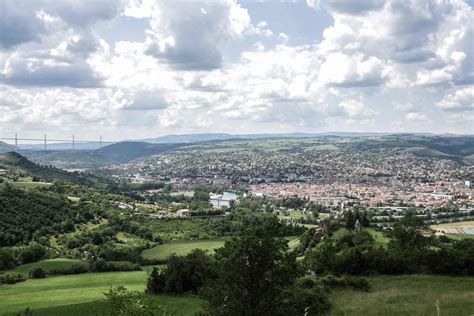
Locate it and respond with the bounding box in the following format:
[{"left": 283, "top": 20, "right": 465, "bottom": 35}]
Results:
[
  {"left": 1, "top": 258, "right": 88, "bottom": 275},
  {"left": 2, "top": 272, "right": 473, "bottom": 315},
  {"left": 329, "top": 275, "right": 474, "bottom": 316},
  {"left": 447, "top": 233, "right": 474, "bottom": 240},
  {"left": 9, "top": 181, "right": 52, "bottom": 188},
  {"left": 141, "top": 239, "right": 226, "bottom": 261},
  {"left": 364, "top": 228, "right": 390, "bottom": 247},
  {"left": 0, "top": 271, "right": 203, "bottom": 316}
]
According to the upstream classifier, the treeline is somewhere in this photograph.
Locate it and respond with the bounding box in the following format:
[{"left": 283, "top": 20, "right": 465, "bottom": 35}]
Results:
[
  {"left": 145, "top": 218, "right": 369, "bottom": 315},
  {"left": 304, "top": 214, "right": 474, "bottom": 276}
]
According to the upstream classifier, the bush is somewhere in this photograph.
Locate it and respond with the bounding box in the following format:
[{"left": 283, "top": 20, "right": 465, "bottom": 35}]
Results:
[
  {"left": 19, "top": 243, "right": 47, "bottom": 264},
  {"left": 278, "top": 278, "right": 331, "bottom": 315},
  {"left": 147, "top": 249, "right": 215, "bottom": 294},
  {"left": 0, "top": 273, "right": 26, "bottom": 285},
  {"left": 102, "top": 286, "right": 153, "bottom": 316},
  {"left": 319, "top": 274, "right": 371, "bottom": 292},
  {"left": 0, "top": 248, "right": 17, "bottom": 270},
  {"left": 48, "top": 264, "right": 89, "bottom": 276},
  {"left": 92, "top": 259, "right": 141, "bottom": 272},
  {"left": 29, "top": 266, "right": 46, "bottom": 279}
]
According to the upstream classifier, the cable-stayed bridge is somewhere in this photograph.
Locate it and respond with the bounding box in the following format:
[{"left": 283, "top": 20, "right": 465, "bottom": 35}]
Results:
[{"left": 0, "top": 133, "right": 115, "bottom": 150}]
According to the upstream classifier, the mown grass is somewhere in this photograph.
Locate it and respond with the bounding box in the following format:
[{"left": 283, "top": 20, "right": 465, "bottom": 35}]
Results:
[
  {"left": 447, "top": 233, "right": 474, "bottom": 240},
  {"left": 363, "top": 228, "right": 390, "bottom": 247},
  {"left": 9, "top": 181, "right": 52, "bottom": 188},
  {"left": 141, "top": 239, "right": 225, "bottom": 261},
  {"left": 1, "top": 258, "right": 88, "bottom": 275},
  {"left": 0, "top": 270, "right": 204, "bottom": 315},
  {"left": 328, "top": 275, "right": 474, "bottom": 316},
  {"left": 20, "top": 296, "right": 204, "bottom": 316}
]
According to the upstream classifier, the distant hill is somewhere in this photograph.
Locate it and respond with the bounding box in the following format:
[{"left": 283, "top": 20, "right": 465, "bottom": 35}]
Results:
[
  {"left": 348, "top": 135, "right": 474, "bottom": 160},
  {"left": 0, "top": 141, "right": 15, "bottom": 153},
  {"left": 20, "top": 134, "right": 474, "bottom": 169},
  {"left": 23, "top": 141, "right": 184, "bottom": 169},
  {"left": 0, "top": 152, "right": 98, "bottom": 185},
  {"left": 20, "top": 142, "right": 113, "bottom": 150},
  {"left": 141, "top": 132, "right": 390, "bottom": 143}
]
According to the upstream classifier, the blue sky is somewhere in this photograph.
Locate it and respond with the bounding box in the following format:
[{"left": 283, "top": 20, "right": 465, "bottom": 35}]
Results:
[{"left": 0, "top": 0, "right": 473, "bottom": 140}]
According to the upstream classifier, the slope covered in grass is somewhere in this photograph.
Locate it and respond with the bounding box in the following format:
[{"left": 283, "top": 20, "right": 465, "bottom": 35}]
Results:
[
  {"left": 329, "top": 275, "right": 474, "bottom": 316},
  {"left": 1, "top": 258, "right": 88, "bottom": 275},
  {"left": 0, "top": 270, "right": 204, "bottom": 315}
]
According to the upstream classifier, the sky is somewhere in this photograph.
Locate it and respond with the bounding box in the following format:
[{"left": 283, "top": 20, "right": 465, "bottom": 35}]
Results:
[{"left": 0, "top": 0, "right": 473, "bottom": 141}]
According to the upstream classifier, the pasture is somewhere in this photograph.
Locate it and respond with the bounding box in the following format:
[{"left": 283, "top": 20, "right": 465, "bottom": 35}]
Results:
[
  {"left": 0, "top": 270, "right": 203, "bottom": 315},
  {"left": 329, "top": 275, "right": 474, "bottom": 316},
  {"left": 141, "top": 239, "right": 226, "bottom": 261},
  {"left": 1, "top": 258, "right": 88, "bottom": 275}
]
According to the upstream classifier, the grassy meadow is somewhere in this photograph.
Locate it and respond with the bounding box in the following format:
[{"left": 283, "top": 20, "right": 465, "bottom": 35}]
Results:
[
  {"left": 1, "top": 258, "right": 88, "bottom": 275},
  {"left": 0, "top": 270, "right": 204, "bottom": 316},
  {"left": 328, "top": 275, "right": 474, "bottom": 316},
  {"left": 1, "top": 272, "right": 473, "bottom": 315},
  {"left": 141, "top": 239, "right": 226, "bottom": 261}
]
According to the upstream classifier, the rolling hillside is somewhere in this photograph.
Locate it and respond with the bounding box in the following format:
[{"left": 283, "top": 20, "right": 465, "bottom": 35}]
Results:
[
  {"left": 20, "top": 134, "right": 474, "bottom": 170},
  {"left": 0, "top": 141, "right": 15, "bottom": 153},
  {"left": 0, "top": 152, "right": 100, "bottom": 186},
  {"left": 24, "top": 142, "right": 184, "bottom": 169}
]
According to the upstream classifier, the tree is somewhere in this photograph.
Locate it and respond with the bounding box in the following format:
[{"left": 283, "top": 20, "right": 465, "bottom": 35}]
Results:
[
  {"left": 388, "top": 212, "right": 434, "bottom": 250},
  {"left": 146, "top": 267, "right": 165, "bottom": 294},
  {"left": 345, "top": 211, "right": 355, "bottom": 230},
  {"left": 360, "top": 211, "right": 370, "bottom": 227},
  {"left": 19, "top": 242, "right": 46, "bottom": 264},
  {"left": 147, "top": 249, "right": 216, "bottom": 294},
  {"left": 201, "top": 219, "right": 297, "bottom": 315}
]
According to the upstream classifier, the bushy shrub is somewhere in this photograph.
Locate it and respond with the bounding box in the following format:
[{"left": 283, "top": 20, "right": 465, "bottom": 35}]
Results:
[
  {"left": 278, "top": 278, "right": 331, "bottom": 315},
  {"left": 48, "top": 264, "right": 89, "bottom": 276},
  {"left": 92, "top": 259, "right": 141, "bottom": 272},
  {"left": 0, "top": 273, "right": 26, "bottom": 284},
  {"left": 19, "top": 243, "right": 47, "bottom": 264},
  {"left": 147, "top": 249, "right": 215, "bottom": 294},
  {"left": 29, "top": 266, "right": 46, "bottom": 279},
  {"left": 102, "top": 286, "right": 153, "bottom": 316},
  {"left": 319, "top": 274, "right": 371, "bottom": 292}
]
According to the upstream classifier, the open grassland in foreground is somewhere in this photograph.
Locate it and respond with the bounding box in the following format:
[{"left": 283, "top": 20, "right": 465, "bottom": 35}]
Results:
[
  {"left": 1, "top": 272, "right": 473, "bottom": 315},
  {"left": 0, "top": 270, "right": 203, "bottom": 316},
  {"left": 141, "top": 239, "right": 225, "bottom": 261},
  {"left": 329, "top": 275, "right": 474, "bottom": 316}
]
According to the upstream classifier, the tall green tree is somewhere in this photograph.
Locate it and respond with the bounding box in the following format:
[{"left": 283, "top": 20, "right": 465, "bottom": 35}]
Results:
[
  {"left": 201, "top": 219, "right": 297, "bottom": 315},
  {"left": 388, "top": 212, "right": 434, "bottom": 250},
  {"left": 345, "top": 210, "right": 355, "bottom": 230}
]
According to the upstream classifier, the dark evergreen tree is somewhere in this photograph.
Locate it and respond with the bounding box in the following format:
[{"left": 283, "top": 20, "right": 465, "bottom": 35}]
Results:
[{"left": 345, "top": 211, "right": 355, "bottom": 230}]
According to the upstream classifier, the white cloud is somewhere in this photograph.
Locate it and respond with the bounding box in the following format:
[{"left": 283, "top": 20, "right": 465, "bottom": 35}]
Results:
[
  {"left": 437, "top": 87, "right": 474, "bottom": 112},
  {"left": 406, "top": 112, "right": 427, "bottom": 121},
  {"left": 318, "top": 53, "right": 390, "bottom": 87},
  {"left": 0, "top": 0, "right": 121, "bottom": 88},
  {"left": 337, "top": 100, "right": 376, "bottom": 119},
  {"left": 142, "top": 0, "right": 251, "bottom": 70},
  {"left": 0, "top": 0, "right": 473, "bottom": 137}
]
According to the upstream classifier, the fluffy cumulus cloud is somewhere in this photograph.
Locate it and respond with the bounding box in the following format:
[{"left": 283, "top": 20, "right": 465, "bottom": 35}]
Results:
[
  {"left": 437, "top": 87, "right": 474, "bottom": 112},
  {"left": 125, "top": 0, "right": 251, "bottom": 70},
  {"left": 0, "top": 0, "right": 473, "bottom": 139},
  {"left": 0, "top": 0, "right": 121, "bottom": 88}
]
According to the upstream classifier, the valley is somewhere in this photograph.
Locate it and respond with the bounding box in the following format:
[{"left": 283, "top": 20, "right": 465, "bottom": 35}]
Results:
[{"left": 1, "top": 134, "right": 473, "bottom": 315}]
